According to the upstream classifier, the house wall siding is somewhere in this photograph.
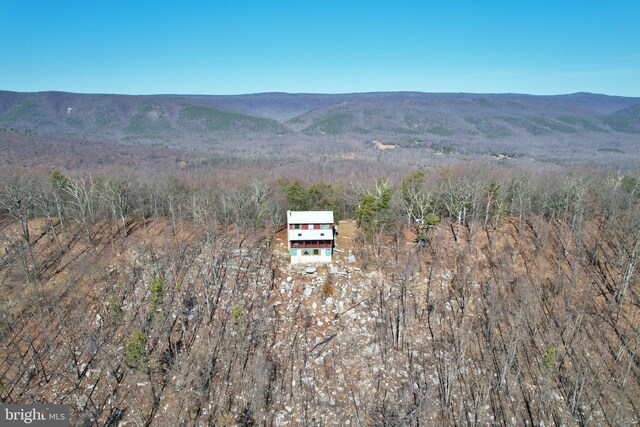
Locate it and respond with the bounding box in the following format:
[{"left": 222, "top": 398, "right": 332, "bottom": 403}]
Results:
[{"left": 287, "top": 211, "right": 335, "bottom": 264}]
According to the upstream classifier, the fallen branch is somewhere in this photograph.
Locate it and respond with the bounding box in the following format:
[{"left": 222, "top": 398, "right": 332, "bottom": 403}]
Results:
[{"left": 312, "top": 333, "right": 337, "bottom": 352}]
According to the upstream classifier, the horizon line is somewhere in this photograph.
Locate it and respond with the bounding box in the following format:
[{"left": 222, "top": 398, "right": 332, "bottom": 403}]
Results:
[{"left": 1, "top": 89, "right": 639, "bottom": 98}]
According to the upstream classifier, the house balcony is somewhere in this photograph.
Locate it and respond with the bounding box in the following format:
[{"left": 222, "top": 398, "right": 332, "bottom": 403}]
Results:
[{"left": 289, "top": 240, "right": 333, "bottom": 249}]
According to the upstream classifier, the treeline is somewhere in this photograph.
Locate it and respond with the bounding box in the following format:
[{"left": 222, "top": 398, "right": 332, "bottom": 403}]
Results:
[
  {"left": 2, "top": 163, "right": 638, "bottom": 292},
  {"left": 1, "top": 164, "right": 638, "bottom": 242}
]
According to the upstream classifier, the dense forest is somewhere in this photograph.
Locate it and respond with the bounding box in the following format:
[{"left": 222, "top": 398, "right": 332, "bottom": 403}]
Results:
[{"left": 1, "top": 163, "right": 639, "bottom": 425}]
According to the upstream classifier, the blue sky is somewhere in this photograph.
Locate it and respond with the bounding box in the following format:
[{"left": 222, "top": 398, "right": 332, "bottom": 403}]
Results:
[{"left": 1, "top": 1, "right": 639, "bottom": 95}]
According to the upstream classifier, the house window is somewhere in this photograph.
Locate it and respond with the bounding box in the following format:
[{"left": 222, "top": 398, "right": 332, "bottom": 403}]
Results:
[
  {"left": 313, "top": 249, "right": 319, "bottom": 255},
  {"left": 297, "top": 233, "right": 302, "bottom": 237},
  {"left": 320, "top": 233, "right": 324, "bottom": 236},
  {"left": 294, "top": 224, "right": 301, "bottom": 229},
  {"left": 302, "top": 250, "right": 310, "bottom": 256},
  {"left": 290, "top": 249, "right": 297, "bottom": 256}
]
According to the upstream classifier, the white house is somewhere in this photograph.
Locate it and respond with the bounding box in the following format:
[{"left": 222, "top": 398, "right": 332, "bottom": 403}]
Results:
[{"left": 287, "top": 210, "right": 335, "bottom": 264}]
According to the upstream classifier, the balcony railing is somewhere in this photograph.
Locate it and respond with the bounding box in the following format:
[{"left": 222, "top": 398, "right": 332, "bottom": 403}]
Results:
[{"left": 290, "top": 240, "right": 333, "bottom": 249}]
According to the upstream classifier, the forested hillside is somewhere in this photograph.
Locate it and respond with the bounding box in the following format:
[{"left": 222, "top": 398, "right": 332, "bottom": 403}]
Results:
[
  {"left": 2, "top": 91, "right": 640, "bottom": 170},
  {"left": 1, "top": 165, "right": 639, "bottom": 425}
]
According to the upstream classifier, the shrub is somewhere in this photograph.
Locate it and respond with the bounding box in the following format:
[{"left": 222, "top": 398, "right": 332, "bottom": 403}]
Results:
[
  {"left": 425, "top": 214, "right": 441, "bottom": 226},
  {"left": 125, "top": 329, "right": 148, "bottom": 371},
  {"left": 109, "top": 296, "right": 123, "bottom": 321},
  {"left": 149, "top": 277, "right": 164, "bottom": 314},
  {"left": 543, "top": 346, "right": 557, "bottom": 375},
  {"left": 232, "top": 305, "right": 246, "bottom": 337}
]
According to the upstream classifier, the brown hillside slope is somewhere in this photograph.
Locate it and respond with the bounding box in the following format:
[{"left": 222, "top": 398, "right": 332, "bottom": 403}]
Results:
[{"left": 0, "top": 216, "right": 638, "bottom": 425}]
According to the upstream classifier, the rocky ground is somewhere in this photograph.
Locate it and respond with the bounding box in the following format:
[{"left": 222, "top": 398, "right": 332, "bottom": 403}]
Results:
[{"left": 1, "top": 216, "right": 639, "bottom": 425}]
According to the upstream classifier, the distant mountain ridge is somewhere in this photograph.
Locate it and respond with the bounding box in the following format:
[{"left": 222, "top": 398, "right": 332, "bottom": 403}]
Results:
[
  {"left": 0, "top": 91, "right": 290, "bottom": 143},
  {"left": 2, "top": 90, "right": 639, "bottom": 122},
  {"left": 1, "top": 90, "right": 639, "bottom": 168},
  {"left": 208, "top": 91, "right": 640, "bottom": 118}
]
